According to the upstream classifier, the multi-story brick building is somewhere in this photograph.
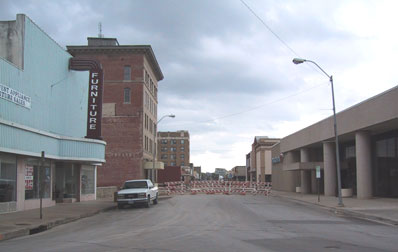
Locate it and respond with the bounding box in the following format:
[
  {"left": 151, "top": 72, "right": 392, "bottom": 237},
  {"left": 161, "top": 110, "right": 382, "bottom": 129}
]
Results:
[
  {"left": 157, "top": 131, "right": 190, "bottom": 167},
  {"left": 67, "top": 37, "right": 163, "bottom": 190}
]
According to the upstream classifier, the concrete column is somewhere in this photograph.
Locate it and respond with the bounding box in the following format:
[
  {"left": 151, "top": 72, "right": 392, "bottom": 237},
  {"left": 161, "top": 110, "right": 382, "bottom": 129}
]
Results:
[
  {"left": 356, "top": 131, "right": 372, "bottom": 199},
  {"left": 311, "top": 170, "right": 317, "bottom": 193},
  {"left": 300, "top": 148, "right": 311, "bottom": 194},
  {"left": 323, "top": 142, "right": 337, "bottom": 196}
]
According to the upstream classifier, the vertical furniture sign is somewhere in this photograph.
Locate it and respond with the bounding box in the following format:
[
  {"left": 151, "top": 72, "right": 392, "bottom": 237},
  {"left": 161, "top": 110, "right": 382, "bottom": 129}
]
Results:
[{"left": 69, "top": 58, "right": 104, "bottom": 140}]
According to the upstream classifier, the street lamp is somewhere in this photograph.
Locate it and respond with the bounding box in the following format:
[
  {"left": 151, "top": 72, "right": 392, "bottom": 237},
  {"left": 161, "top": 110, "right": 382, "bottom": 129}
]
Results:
[
  {"left": 292, "top": 58, "right": 344, "bottom": 207},
  {"left": 152, "top": 114, "right": 175, "bottom": 182}
]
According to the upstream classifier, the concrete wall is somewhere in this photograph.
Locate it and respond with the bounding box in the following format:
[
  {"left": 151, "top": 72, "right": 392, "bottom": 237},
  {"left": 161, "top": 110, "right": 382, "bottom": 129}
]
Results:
[
  {"left": 271, "top": 143, "right": 300, "bottom": 191},
  {"left": 0, "top": 14, "right": 105, "bottom": 162},
  {"left": 280, "top": 86, "right": 398, "bottom": 153}
]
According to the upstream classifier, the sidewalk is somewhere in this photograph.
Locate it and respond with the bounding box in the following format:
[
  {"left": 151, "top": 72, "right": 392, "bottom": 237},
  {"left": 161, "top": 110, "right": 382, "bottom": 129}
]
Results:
[
  {"left": 273, "top": 190, "right": 398, "bottom": 226},
  {"left": 0, "top": 196, "right": 172, "bottom": 242}
]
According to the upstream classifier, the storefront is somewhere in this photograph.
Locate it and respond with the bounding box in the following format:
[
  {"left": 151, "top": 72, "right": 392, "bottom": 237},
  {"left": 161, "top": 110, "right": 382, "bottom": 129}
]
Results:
[{"left": 0, "top": 14, "right": 106, "bottom": 213}]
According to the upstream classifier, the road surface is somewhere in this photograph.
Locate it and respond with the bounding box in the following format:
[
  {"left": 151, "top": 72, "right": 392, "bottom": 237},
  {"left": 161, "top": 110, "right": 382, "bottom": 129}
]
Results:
[{"left": 1, "top": 195, "right": 397, "bottom": 251}]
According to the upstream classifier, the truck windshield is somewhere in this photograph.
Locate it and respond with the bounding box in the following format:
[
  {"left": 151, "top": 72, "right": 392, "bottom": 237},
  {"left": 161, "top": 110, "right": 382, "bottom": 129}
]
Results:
[{"left": 123, "top": 181, "right": 148, "bottom": 189}]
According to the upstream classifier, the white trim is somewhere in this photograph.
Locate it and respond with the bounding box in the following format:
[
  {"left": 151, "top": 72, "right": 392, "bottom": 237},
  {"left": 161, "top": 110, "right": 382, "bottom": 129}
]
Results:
[
  {"left": 0, "top": 147, "right": 105, "bottom": 163},
  {"left": 0, "top": 118, "right": 106, "bottom": 145}
]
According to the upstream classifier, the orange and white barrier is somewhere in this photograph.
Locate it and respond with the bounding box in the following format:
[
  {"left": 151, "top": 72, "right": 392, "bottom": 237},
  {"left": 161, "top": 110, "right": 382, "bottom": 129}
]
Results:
[{"left": 158, "top": 181, "right": 272, "bottom": 196}]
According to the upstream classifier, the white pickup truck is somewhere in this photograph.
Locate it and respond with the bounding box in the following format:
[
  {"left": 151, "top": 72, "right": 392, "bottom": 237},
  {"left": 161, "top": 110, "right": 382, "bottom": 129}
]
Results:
[{"left": 116, "top": 179, "right": 158, "bottom": 209}]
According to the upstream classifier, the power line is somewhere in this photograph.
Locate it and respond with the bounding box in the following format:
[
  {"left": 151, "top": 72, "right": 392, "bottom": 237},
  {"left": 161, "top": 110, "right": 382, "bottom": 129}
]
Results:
[
  {"left": 240, "top": 0, "right": 300, "bottom": 57},
  {"left": 239, "top": 0, "right": 326, "bottom": 76},
  {"left": 166, "top": 81, "right": 328, "bottom": 126}
]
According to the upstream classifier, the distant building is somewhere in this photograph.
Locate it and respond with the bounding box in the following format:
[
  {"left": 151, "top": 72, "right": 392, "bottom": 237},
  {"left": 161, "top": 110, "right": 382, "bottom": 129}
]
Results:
[
  {"left": 158, "top": 166, "right": 181, "bottom": 183},
  {"left": 157, "top": 131, "right": 190, "bottom": 167},
  {"left": 232, "top": 166, "right": 247, "bottom": 181},
  {"left": 0, "top": 15, "right": 105, "bottom": 213},
  {"left": 214, "top": 168, "right": 227, "bottom": 177},
  {"left": 251, "top": 137, "right": 280, "bottom": 182},
  {"left": 67, "top": 36, "right": 163, "bottom": 188},
  {"left": 246, "top": 152, "right": 253, "bottom": 181}
]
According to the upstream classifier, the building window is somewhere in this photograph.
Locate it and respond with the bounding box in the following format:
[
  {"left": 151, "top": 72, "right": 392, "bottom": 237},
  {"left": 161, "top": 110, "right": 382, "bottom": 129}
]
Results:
[
  {"left": 171, "top": 140, "right": 177, "bottom": 145},
  {"left": 180, "top": 146, "right": 185, "bottom": 151},
  {"left": 180, "top": 154, "right": 185, "bottom": 160},
  {"left": 376, "top": 138, "right": 396, "bottom": 157},
  {"left": 170, "top": 154, "right": 176, "bottom": 160},
  {"left": 181, "top": 139, "right": 185, "bottom": 144},
  {"left": 124, "top": 65, "right": 131, "bottom": 80},
  {"left": 170, "top": 147, "right": 176, "bottom": 152},
  {"left": 81, "top": 166, "right": 95, "bottom": 194},
  {"left": 181, "top": 162, "right": 185, "bottom": 166},
  {"left": 25, "top": 158, "right": 51, "bottom": 200},
  {"left": 161, "top": 147, "right": 167, "bottom": 152},
  {"left": 345, "top": 146, "right": 356, "bottom": 159},
  {"left": 161, "top": 154, "right": 168, "bottom": 160},
  {"left": 170, "top": 162, "right": 176, "bottom": 166},
  {"left": 124, "top": 88, "right": 131, "bottom": 103},
  {"left": 0, "top": 153, "right": 17, "bottom": 202},
  {"left": 161, "top": 139, "right": 168, "bottom": 144}
]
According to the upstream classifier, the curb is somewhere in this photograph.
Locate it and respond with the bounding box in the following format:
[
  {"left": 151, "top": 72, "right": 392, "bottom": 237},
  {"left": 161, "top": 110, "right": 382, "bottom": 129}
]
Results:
[
  {"left": 0, "top": 204, "right": 117, "bottom": 243},
  {"left": 273, "top": 194, "right": 398, "bottom": 227}
]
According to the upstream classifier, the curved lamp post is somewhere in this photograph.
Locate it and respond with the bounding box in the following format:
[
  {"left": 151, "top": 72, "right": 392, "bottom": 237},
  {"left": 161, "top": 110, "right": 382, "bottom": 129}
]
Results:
[
  {"left": 152, "top": 114, "right": 175, "bottom": 182},
  {"left": 292, "top": 58, "right": 344, "bottom": 207}
]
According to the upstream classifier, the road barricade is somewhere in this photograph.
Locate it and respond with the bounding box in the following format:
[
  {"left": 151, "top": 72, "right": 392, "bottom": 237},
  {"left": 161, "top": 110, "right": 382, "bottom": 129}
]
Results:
[{"left": 159, "top": 181, "right": 272, "bottom": 196}]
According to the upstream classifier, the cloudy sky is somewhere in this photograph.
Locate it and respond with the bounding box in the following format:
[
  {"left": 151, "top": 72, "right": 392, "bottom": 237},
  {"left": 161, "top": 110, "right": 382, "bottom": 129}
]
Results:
[{"left": 1, "top": 0, "right": 397, "bottom": 172}]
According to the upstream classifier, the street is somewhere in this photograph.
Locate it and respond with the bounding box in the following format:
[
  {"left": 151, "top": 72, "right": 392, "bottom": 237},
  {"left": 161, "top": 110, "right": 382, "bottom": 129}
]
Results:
[{"left": 1, "top": 195, "right": 397, "bottom": 252}]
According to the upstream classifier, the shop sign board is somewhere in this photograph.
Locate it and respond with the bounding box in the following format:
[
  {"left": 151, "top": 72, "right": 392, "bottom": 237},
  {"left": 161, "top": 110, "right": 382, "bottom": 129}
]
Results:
[
  {"left": 0, "top": 83, "right": 31, "bottom": 109},
  {"left": 25, "top": 166, "right": 34, "bottom": 190},
  {"left": 316, "top": 166, "right": 321, "bottom": 178}
]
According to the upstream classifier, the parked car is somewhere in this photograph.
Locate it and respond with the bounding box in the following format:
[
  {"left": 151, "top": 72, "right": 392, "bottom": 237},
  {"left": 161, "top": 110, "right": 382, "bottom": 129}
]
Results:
[{"left": 116, "top": 179, "right": 158, "bottom": 209}]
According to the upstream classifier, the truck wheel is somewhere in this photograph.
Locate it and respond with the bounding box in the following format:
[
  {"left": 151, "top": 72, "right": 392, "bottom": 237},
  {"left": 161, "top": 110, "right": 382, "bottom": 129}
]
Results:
[
  {"left": 117, "top": 203, "right": 124, "bottom": 209},
  {"left": 153, "top": 194, "right": 158, "bottom": 205},
  {"left": 146, "top": 195, "right": 151, "bottom": 208}
]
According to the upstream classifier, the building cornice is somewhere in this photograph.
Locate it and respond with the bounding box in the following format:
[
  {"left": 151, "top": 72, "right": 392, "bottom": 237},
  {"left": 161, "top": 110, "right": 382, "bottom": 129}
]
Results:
[{"left": 66, "top": 45, "right": 164, "bottom": 81}]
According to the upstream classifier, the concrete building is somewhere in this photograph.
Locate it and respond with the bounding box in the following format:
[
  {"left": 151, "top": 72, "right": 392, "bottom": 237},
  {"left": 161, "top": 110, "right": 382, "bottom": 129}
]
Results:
[
  {"left": 246, "top": 152, "right": 253, "bottom": 181},
  {"left": 232, "top": 166, "right": 247, "bottom": 181},
  {"left": 250, "top": 137, "right": 280, "bottom": 182},
  {"left": 272, "top": 86, "right": 398, "bottom": 199},
  {"left": 157, "top": 131, "right": 190, "bottom": 167},
  {"left": 0, "top": 15, "right": 106, "bottom": 213},
  {"left": 67, "top": 37, "right": 163, "bottom": 191}
]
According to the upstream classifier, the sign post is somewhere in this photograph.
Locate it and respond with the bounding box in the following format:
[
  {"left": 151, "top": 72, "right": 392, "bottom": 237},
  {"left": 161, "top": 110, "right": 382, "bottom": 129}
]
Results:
[
  {"left": 40, "top": 151, "right": 45, "bottom": 219},
  {"left": 316, "top": 166, "right": 321, "bottom": 203}
]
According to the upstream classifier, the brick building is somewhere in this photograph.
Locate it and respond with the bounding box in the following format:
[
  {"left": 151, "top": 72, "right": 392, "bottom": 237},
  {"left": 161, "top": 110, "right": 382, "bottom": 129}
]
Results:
[
  {"left": 157, "top": 131, "right": 190, "bottom": 167},
  {"left": 67, "top": 37, "right": 163, "bottom": 189}
]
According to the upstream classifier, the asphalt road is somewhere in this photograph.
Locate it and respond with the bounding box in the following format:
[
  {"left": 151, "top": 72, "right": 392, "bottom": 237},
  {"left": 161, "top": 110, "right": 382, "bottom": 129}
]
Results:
[{"left": 1, "top": 195, "right": 397, "bottom": 252}]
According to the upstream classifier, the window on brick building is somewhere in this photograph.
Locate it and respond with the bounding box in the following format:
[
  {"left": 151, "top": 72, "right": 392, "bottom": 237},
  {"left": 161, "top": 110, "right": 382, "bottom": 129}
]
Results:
[
  {"left": 161, "top": 154, "right": 168, "bottom": 159},
  {"left": 181, "top": 162, "right": 185, "bottom": 166},
  {"left": 180, "top": 146, "right": 184, "bottom": 151},
  {"left": 170, "top": 154, "right": 176, "bottom": 160},
  {"left": 171, "top": 140, "right": 177, "bottom": 145},
  {"left": 170, "top": 147, "right": 176, "bottom": 152},
  {"left": 124, "top": 88, "right": 131, "bottom": 103},
  {"left": 170, "top": 162, "right": 176, "bottom": 166},
  {"left": 181, "top": 139, "right": 185, "bottom": 144},
  {"left": 124, "top": 65, "right": 131, "bottom": 80},
  {"left": 180, "top": 154, "right": 185, "bottom": 160},
  {"left": 161, "top": 139, "right": 167, "bottom": 144},
  {"left": 161, "top": 147, "right": 167, "bottom": 152}
]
